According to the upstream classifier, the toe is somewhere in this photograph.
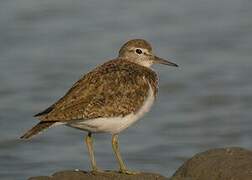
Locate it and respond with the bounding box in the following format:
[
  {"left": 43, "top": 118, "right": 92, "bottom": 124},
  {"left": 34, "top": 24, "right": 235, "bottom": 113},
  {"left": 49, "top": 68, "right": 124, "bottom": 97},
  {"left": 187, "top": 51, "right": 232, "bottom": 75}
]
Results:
[
  {"left": 91, "top": 168, "right": 105, "bottom": 174},
  {"left": 119, "top": 169, "right": 139, "bottom": 175}
]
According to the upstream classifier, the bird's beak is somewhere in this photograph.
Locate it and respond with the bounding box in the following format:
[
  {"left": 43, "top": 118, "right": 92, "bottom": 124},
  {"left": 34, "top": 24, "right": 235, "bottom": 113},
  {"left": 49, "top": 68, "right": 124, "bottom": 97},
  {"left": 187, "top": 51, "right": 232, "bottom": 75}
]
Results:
[{"left": 153, "top": 56, "right": 178, "bottom": 67}]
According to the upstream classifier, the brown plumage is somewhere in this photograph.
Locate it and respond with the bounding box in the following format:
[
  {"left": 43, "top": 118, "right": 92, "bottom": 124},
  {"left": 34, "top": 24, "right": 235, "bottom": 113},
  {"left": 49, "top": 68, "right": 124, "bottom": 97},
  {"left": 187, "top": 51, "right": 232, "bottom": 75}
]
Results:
[
  {"left": 21, "top": 39, "right": 178, "bottom": 139},
  {"left": 20, "top": 121, "right": 55, "bottom": 139},
  {"left": 21, "top": 59, "right": 158, "bottom": 139},
  {"left": 40, "top": 60, "right": 158, "bottom": 121}
]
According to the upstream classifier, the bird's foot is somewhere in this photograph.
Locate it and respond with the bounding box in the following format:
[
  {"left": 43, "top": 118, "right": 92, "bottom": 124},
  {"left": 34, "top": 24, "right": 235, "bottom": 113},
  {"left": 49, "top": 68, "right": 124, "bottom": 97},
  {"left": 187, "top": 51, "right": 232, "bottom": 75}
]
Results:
[
  {"left": 119, "top": 169, "right": 139, "bottom": 175},
  {"left": 90, "top": 167, "right": 105, "bottom": 174}
]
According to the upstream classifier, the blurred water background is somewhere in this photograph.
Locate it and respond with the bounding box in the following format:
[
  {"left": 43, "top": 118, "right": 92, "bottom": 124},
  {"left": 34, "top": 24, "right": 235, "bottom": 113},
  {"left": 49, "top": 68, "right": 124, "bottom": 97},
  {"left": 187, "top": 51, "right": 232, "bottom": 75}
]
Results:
[{"left": 0, "top": 0, "right": 252, "bottom": 179}]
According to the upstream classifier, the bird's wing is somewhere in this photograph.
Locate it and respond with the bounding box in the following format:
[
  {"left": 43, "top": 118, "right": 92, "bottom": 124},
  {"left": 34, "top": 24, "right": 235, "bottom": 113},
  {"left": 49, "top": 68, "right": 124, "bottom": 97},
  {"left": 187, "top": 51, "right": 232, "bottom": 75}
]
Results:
[{"left": 36, "top": 60, "right": 157, "bottom": 122}]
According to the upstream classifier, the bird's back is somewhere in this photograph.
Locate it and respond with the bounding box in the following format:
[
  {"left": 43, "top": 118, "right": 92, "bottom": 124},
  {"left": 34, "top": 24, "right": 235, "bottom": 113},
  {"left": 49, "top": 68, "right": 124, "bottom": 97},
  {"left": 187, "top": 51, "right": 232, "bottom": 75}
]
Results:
[{"left": 36, "top": 59, "right": 158, "bottom": 122}]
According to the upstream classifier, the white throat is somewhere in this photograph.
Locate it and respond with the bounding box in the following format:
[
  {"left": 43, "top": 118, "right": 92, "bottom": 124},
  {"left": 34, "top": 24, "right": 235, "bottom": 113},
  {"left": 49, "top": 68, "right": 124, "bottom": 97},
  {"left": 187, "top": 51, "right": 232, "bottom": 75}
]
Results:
[{"left": 138, "top": 60, "right": 153, "bottom": 67}]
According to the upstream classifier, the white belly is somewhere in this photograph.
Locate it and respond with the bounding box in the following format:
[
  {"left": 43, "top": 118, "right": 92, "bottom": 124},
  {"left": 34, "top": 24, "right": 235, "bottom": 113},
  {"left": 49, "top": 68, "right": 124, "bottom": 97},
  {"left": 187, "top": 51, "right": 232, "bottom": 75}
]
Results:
[{"left": 67, "top": 85, "right": 155, "bottom": 134}]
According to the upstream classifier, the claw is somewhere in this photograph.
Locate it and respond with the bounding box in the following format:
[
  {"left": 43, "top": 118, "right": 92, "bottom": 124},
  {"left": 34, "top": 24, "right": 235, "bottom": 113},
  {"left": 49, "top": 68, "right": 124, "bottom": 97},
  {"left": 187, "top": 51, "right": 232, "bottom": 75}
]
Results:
[{"left": 119, "top": 169, "right": 139, "bottom": 175}]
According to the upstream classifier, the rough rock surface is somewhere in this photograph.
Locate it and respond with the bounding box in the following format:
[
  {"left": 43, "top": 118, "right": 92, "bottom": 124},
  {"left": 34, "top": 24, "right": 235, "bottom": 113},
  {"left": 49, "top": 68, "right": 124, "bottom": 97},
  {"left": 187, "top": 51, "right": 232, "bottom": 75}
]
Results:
[
  {"left": 171, "top": 147, "right": 252, "bottom": 180},
  {"left": 28, "top": 170, "right": 168, "bottom": 180}
]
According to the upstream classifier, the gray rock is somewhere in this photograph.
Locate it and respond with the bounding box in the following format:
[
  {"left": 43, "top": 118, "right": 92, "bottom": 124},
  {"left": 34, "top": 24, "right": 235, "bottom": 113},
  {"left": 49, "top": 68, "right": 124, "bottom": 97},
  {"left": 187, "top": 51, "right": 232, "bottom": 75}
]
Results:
[
  {"left": 171, "top": 147, "right": 252, "bottom": 180},
  {"left": 28, "top": 170, "right": 168, "bottom": 180}
]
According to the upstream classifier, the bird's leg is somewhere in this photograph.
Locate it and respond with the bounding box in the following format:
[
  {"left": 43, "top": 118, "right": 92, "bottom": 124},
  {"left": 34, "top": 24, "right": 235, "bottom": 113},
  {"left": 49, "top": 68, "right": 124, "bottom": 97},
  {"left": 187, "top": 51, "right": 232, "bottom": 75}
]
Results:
[
  {"left": 85, "top": 132, "right": 103, "bottom": 173},
  {"left": 112, "top": 134, "right": 138, "bottom": 175}
]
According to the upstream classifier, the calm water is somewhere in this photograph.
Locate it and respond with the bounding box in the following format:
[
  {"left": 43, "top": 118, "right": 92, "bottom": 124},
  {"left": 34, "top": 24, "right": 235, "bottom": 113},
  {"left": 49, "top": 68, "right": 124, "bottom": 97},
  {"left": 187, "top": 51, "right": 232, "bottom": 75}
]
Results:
[{"left": 0, "top": 0, "right": 252, "bottom": 179}]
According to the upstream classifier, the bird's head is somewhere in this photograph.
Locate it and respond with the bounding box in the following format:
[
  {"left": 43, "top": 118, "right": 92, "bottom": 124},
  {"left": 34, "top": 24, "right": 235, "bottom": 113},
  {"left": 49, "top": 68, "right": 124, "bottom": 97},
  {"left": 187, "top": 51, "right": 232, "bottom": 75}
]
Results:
[{"left": 118, "top": 39, "right": 178, "bottom": 68}]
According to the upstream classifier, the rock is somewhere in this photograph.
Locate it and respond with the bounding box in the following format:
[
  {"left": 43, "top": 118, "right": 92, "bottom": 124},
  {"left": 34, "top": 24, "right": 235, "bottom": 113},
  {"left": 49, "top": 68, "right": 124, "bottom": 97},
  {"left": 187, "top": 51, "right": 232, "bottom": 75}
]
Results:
[
  {"left": 28, "top": 170, "right": 168, "bottom": 180},
  {"left": 171, "top": 147, "right": 252, "bottom": 180}
]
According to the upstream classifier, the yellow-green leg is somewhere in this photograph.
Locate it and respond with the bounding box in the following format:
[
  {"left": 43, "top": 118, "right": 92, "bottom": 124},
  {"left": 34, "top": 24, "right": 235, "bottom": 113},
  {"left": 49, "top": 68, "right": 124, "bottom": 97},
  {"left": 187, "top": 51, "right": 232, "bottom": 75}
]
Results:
[
  {"left": 112, "top": 134, "right": 138, "bottom": 175},
  {"left": 85, "top": 132, "right": 103, "bottom": 173}
]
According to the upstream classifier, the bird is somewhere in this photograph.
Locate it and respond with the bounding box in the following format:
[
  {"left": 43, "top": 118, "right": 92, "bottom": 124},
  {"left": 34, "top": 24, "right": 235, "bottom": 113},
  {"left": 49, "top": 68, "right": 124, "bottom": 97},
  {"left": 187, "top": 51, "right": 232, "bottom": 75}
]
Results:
[{"left": 20, "top": 39, "right": 178, "bottom": 174}]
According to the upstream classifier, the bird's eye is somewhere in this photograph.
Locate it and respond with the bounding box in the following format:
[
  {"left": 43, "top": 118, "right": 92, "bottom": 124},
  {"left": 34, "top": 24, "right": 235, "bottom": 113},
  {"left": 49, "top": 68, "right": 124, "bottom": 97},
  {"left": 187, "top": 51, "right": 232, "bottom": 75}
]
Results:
[{"left": 135, "top": 49, "right": 142, "bottom": 54}]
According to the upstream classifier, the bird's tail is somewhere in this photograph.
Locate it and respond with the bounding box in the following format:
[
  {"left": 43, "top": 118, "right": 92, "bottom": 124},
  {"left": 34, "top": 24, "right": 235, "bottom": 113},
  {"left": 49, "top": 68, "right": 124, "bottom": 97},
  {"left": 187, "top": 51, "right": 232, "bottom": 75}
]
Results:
[{"left": 20, "top": 121, "right": 55, "bottom": 139}]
